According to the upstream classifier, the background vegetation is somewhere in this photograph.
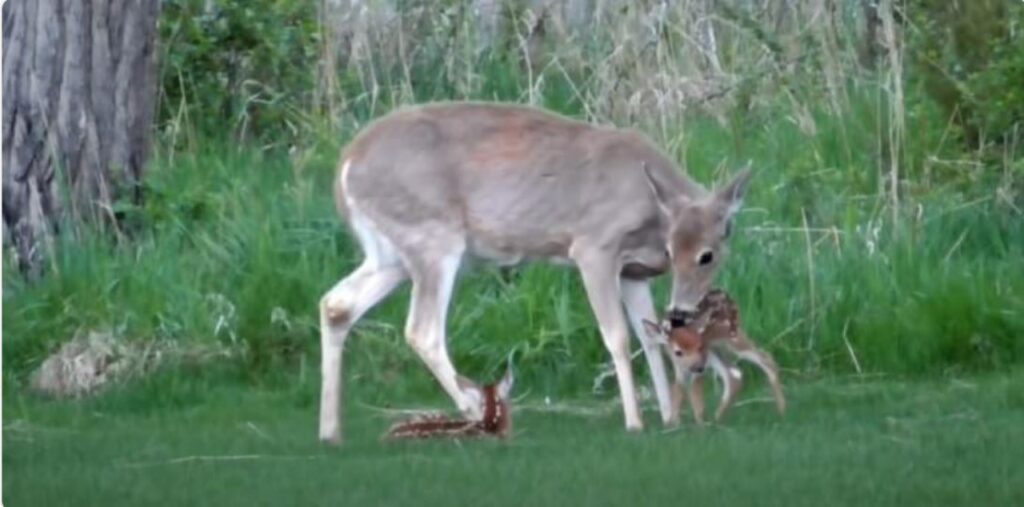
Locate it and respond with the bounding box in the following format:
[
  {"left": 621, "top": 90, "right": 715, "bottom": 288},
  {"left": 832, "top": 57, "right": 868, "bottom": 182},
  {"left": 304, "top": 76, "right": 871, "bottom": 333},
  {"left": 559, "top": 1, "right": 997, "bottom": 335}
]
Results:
[{"left": 3, "top": 0, "right": 1022, "bottom": 399}]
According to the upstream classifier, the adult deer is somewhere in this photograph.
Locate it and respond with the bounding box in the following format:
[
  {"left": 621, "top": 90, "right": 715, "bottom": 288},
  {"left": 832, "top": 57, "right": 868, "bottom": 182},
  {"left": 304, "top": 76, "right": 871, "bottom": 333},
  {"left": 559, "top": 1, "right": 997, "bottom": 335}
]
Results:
[{"left": 319, "top": 102, "right": 751, "bottom": 443}]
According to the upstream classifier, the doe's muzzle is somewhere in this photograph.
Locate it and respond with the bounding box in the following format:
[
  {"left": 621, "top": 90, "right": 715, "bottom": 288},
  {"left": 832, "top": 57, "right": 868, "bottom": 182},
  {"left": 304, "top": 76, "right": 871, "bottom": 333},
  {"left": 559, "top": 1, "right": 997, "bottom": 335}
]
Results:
[{"left": 666, "top": 308, "right": 696, "bottom": 328}]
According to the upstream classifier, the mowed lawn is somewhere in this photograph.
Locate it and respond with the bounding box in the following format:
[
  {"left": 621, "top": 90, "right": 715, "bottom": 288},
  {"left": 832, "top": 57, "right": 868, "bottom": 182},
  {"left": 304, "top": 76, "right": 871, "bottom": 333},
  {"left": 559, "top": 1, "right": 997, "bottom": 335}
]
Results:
[{"left": 4, "top": 371, "right": 1023, "bottom": 507}]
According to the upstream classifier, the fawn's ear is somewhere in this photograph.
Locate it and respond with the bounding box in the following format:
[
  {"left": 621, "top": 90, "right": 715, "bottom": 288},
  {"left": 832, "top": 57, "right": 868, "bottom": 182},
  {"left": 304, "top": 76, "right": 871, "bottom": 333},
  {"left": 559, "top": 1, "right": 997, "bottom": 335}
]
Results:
[
  {"left": 496, "top": 367, "right": 515, "bottom": 399},
  {"left": 692, "top": 311, "right": 713, "bottom": 333},
  {"left": 642, "top": 319, "right": 668, "bottom": 345}
]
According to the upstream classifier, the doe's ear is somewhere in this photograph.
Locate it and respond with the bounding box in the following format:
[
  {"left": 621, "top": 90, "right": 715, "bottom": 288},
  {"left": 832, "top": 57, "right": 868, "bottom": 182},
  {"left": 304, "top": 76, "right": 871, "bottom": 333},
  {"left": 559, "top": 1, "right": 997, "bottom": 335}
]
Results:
[
  {"left": 715, "top": 166, "right": 753, "bottom": 220},
  {"left": 643, "top": 163, "right": 688, "bottom": 217}
]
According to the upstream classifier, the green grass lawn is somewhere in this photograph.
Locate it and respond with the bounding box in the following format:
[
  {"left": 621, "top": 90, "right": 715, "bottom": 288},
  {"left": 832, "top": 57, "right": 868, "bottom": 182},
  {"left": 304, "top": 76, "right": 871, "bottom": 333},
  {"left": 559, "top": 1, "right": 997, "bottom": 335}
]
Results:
[{"left": 4, "top": 371, "right": 1023, "bottom": 506}]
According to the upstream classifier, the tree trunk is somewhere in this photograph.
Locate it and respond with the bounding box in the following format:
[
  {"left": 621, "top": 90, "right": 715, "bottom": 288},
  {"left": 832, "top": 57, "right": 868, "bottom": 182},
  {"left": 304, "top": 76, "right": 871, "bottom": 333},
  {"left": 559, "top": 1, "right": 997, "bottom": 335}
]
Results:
[
  {"left": 860, "top": 0, "right": 883, "bottom": 67},
  {"left": 2, "top": 0, "right": 160, "bottom": 277}
]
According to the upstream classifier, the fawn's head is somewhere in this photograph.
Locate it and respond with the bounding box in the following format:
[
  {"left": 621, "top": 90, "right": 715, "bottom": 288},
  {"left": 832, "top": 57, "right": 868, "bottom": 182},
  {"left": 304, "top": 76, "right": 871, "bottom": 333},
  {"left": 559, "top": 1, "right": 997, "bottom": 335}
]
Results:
[
  {"left": 644, "top": 289, "right": 743, "bottom": 374},
  {"left": 644, "top": 167, "right": 752, "bottom": 325},
  {"left": 643, "top": 311, "right": 716, "bottom": 374},
  {"left": 457, "top": 366, "right": 514, "bottom": 435}
]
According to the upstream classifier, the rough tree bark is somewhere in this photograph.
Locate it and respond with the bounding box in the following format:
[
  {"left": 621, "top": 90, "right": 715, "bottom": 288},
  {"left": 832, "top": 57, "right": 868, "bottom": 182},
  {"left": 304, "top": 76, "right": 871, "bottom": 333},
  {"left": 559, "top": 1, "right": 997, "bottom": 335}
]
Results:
[
  {"left": 2, "top": 0, "right": 160, "bottom": 277},
  {"left": 860, "top": 0, "right": 883, "bottom": 67}
]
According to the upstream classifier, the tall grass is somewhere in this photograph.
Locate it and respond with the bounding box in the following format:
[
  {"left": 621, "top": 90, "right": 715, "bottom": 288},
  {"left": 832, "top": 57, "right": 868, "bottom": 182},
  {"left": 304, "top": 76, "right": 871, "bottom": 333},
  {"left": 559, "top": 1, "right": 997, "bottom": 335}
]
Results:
[
  {"left": 4, "top": 1, "right": 1022, "bottom": 394},
  {"left": 5, "top": 94, "right": 1021, "bottom": 397}
]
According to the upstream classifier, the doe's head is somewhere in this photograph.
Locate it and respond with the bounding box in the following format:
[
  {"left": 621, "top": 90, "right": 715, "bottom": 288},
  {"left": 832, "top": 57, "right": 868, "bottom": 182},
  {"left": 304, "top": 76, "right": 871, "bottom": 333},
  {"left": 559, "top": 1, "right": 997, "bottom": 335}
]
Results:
[{"left": 644, "top": 166, "right": 752, "bottom": 324}]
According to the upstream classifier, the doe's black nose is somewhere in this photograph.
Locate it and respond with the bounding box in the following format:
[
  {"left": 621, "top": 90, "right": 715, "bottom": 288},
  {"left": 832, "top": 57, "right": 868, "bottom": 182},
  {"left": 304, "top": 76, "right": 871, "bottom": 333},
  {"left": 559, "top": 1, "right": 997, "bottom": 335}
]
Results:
[{"left": 666, "top": 308, "right": 695, "bottom": 328}]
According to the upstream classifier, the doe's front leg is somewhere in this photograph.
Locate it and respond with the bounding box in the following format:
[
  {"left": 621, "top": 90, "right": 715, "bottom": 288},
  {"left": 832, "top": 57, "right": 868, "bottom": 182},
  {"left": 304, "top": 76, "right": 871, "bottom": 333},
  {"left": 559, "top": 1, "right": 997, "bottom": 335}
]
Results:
[
  {"left": 574, "top": 251, "right": 643, "bottom": 431},
  {"left": 403, "top": 250, "right": 485, "bottom": 421},
  {"left": 621, "top": 278, "right": 675, "bottom": 427}
]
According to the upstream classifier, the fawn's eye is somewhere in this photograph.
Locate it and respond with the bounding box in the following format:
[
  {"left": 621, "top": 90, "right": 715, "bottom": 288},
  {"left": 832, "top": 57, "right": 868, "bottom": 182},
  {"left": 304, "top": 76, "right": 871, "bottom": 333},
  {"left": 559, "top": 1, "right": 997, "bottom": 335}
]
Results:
[
  {"left": 697, "top": 250, "right": 714, "bottom": 266},
  {"left": 673, "top": 349, "right": 683, "bottom": 357}
]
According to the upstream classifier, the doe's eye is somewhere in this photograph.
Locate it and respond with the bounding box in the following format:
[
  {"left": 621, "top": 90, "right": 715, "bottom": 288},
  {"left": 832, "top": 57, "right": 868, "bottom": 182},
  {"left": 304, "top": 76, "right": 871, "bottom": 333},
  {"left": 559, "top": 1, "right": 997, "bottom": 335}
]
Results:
[{"left": 697, "top": 250, "right": 714, "bottom": 266}]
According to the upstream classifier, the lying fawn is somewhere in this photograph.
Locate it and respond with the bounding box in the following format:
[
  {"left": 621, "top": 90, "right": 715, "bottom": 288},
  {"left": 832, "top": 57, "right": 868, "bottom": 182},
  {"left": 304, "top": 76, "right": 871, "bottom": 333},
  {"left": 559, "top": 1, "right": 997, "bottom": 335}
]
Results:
[
  {"left": 644, "top": 289, "right": 785, "bottom": 424},
  {"left": 383, "top": 367, "right": 513, "bottom": 440}
]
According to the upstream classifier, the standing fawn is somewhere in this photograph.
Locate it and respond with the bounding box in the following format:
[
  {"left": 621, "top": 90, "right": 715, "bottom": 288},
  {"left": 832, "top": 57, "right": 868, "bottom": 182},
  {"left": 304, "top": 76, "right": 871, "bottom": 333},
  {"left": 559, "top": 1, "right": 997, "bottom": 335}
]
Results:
[
  {"left": 319, "top": 102, "right": 754, "bottom": 442},
  {"left": 384, "top": 367, "right": 514, "bottom": 440},
  {"left": 644, "top": 289, "right": 785, "bottom": 424}
]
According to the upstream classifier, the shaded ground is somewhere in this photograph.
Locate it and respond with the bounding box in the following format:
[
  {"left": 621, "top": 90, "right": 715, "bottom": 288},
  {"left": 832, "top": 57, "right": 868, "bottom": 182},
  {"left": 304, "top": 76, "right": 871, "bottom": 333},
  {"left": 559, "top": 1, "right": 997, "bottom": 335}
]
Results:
[{"left": 4, "top": 371, "right": 1023, "bottom": 506}]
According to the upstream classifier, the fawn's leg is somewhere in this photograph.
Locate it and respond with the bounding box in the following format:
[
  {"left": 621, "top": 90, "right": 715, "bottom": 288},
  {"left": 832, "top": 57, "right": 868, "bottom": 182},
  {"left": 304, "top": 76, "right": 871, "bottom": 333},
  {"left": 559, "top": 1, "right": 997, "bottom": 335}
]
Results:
[
  {"left": 669, "top": 360, "right": 687, "bottom": 425},
  {"left": 670, "top": 383, "right": 685, "bottom": 423},
  {"left": 709, "top": 352, "right": 743, "bottom": 422},
  {"left": 686, "top": 372, "right": 706, "bottom": 425},
  {"left": 731, "top": 331, "right": 786, "bottom": 415}
]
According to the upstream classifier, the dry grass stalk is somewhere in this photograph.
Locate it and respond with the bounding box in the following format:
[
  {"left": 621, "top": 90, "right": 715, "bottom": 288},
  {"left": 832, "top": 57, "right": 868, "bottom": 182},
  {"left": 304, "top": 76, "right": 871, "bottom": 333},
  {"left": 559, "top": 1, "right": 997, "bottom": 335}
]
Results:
[
  {"left": 29, "top": 330, "right": 235, "bottom": 398},
  {"left": 879, "top": 0, "right": 905, "bottom": 228},
  {"left": 313, "top": 0, "right": 869, "bottom": 143}
]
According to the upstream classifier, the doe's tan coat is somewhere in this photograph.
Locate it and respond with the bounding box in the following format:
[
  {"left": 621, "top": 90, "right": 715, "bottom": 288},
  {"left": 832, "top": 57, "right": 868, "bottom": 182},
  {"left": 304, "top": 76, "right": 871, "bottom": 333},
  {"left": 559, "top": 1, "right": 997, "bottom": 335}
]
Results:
[{"left": 318, "top": 102, "right": 751, "bottom": 443}]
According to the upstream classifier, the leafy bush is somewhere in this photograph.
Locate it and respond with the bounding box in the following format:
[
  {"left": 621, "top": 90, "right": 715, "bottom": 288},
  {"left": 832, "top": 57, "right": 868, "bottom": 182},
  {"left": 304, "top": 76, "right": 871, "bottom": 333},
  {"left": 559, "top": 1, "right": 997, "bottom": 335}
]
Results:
[
  {"left": 158, "top": 0, "right": 319, "bottom": 145},
  {"left": 908, "top": 0, "right": 1024, "bottom": 146}
]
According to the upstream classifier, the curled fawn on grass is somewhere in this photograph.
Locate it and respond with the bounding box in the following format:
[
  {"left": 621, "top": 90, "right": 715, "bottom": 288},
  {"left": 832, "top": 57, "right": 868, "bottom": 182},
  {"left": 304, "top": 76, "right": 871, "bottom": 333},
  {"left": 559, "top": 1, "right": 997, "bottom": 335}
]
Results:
[
  {"left": 644, "top": 289, "right": 785, "bottom": 424},
  {"left": 384, "top": 367, "right": 514, "bottom": 441}
]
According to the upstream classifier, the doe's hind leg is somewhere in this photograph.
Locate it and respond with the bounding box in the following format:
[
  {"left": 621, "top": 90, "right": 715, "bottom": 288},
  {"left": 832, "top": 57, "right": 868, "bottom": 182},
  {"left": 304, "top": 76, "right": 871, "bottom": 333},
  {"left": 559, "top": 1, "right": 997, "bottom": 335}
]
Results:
[{"left": 319, "top": 260, "right": 407, "bottom": 444}]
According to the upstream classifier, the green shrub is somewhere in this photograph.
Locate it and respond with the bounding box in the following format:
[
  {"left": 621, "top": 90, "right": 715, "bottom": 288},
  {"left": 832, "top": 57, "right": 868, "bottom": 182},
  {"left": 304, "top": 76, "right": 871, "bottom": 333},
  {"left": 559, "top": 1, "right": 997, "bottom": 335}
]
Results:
[
  {"left": 158, "top": 0, "right": 319, "bottom": 144},
  {"left": 908, "top": 0, "right": 1024, "bottom": 145}
]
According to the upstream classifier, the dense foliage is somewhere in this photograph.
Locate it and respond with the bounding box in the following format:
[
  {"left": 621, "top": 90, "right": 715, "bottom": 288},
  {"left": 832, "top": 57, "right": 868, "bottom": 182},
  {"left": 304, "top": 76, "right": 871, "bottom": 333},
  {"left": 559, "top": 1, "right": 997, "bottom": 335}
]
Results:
[
  {"left": 908, "top": 0, "right": 1024, "bottom": 147},
  {"left": 4, "top": 1, "right": 1022, "bottom": 391},
  {"left": 158, "top": 0, "right": 320, "bottom": 145}
]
